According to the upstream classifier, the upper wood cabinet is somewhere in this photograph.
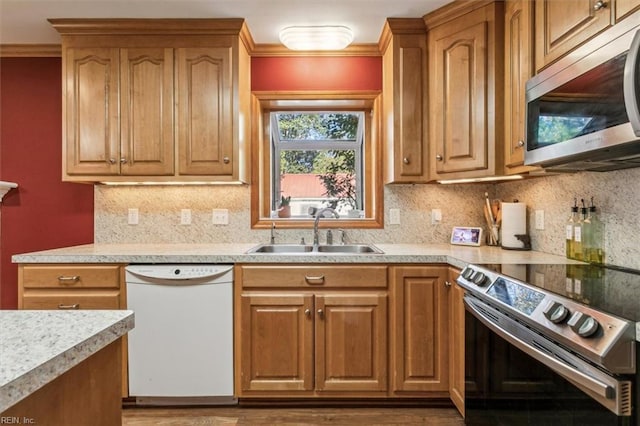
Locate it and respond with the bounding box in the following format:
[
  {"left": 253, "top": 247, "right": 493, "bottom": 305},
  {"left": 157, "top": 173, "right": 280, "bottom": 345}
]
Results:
[
  {"left": 616, "top": 0, "right": 640, "bottom": 20},
  {"left": 504, "top": 0, "right": 539, "bottom": 174},
  {"left": 534, "top": 0, "right": 613, "bottom": 71},
  {"left": 51, "top": 19, "right": 252, "bottom": 183},
  {"left": 425, "top": 1, "right": 504, "bottom": 181},
  {"left": 379, "top": 19, "right": 429, "bottom": 183}
]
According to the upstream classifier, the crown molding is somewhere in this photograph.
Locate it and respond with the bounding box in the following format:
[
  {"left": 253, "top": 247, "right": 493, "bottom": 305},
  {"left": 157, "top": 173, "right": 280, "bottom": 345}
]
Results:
[{"left": 1, "top": 44, "right": 62, "bottom": 57}]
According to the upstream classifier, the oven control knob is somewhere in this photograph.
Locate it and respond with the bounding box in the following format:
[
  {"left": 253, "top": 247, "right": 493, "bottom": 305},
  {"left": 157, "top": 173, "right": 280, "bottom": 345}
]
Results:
[
  {"left": 543, "top": 301, "right": 570, "bottom": 324},
  {"left": 567, "top": 311, "right": 600, "bottom": 338},
  {"left": 471, "top": 271, "right": 488, "bottom": 286},
  {"left": 461, "top": 267, "right": 475, "bottom": 280}
]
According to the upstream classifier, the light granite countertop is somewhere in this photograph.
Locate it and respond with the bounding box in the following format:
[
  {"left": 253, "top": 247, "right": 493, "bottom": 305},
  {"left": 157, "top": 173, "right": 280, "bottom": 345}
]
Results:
[
  {"left": 0, "top": 310, "right": 134, "bottom": 412},
  {"left": 11, "top": 242, "right": 577, "bottom": 269}
]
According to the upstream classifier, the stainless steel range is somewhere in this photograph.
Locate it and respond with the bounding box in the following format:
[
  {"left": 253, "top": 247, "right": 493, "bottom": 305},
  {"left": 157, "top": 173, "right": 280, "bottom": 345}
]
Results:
[{"left": 457, "top": 263, "right": 638, "bottom": 425}]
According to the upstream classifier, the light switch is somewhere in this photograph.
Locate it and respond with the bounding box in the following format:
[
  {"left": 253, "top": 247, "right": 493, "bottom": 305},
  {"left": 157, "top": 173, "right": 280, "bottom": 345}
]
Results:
[
  {"left": 389, "top": 208, "right": 400, "bottom": 225},
  {"left": 128, "top": 208, "right": 139, "bottom": 225},
  {"left": 431, "top": 209, "right": 442, "bottom": 225},
  {"left": 535, "top": 210, "right": 545, "bottom": 230}
]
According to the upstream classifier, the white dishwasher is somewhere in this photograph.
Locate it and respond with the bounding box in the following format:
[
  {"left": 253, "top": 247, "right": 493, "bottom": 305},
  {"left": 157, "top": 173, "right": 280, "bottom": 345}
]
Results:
[{"left": 125, "top": 264, "right": 235, "bottom": 405}]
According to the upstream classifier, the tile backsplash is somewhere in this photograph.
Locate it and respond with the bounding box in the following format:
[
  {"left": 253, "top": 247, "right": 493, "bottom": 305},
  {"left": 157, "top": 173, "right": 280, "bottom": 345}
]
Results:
[{"left": 95, "top": 167, "right": 640, "bottom": 269}]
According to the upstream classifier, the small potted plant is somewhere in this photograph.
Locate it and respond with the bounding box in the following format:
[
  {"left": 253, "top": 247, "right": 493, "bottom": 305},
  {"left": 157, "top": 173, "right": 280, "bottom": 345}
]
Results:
[{"left": 278, "top": 195, "right": 291, "bottom": 218}]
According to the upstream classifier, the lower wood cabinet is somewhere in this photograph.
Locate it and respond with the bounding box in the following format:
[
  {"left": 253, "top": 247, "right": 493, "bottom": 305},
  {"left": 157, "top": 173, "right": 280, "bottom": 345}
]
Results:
[
  {"left": 17, "top": 263, "right": 129, "bottom": 398},
  {"left": 389, "top": 265, "right": 450, "bottom": 396},
  {"left": 235, "top": 264, "right": 388, "bottom": 397},
  {"left": 448, "top": 267, "right": 465, "bottom": 417}
]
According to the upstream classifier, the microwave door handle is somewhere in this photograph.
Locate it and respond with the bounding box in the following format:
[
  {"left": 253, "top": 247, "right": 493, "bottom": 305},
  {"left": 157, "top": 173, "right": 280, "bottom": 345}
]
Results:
[{"left": 624, "top": 28, "right": 640, "bottom": 136}]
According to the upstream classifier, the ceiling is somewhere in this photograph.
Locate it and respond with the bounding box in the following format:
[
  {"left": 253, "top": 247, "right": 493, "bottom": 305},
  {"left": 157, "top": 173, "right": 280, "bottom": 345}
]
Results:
[{"left": 0, "top": 0, "right": 451, "bottom": 45}]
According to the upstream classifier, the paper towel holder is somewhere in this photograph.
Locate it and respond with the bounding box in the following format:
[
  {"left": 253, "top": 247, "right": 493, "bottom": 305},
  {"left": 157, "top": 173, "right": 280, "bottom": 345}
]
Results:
[{"left": 501, "top": 234, "right": 531, "bottom": 251}]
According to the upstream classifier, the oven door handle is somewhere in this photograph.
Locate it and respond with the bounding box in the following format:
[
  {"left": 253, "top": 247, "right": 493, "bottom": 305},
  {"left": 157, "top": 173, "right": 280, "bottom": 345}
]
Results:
[{"left": 465, "top": 297, "right": 615, "bottom": 401}]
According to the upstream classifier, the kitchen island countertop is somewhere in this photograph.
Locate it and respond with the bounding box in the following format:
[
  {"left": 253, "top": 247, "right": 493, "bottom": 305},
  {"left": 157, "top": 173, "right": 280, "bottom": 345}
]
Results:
[{"left": 0, "top": 310, "right": 134, "bottom": 412}]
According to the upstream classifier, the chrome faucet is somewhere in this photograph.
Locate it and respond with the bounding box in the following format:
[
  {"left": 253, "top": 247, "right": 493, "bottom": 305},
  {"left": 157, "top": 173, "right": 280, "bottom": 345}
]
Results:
[{"left": 313, "top": 208, "right": 339, "bottom": 246}]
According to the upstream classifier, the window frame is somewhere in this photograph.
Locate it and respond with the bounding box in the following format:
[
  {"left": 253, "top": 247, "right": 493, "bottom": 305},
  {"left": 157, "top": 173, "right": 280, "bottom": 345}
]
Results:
[{"left": 251, "top": 91, "right": 383, "bottom": 229}]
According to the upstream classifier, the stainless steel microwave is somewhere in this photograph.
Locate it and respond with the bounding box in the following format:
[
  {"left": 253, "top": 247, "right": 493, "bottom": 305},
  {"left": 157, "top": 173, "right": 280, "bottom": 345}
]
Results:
[{"left": 525, "top": 17, "right": 640, "bottom": 172}]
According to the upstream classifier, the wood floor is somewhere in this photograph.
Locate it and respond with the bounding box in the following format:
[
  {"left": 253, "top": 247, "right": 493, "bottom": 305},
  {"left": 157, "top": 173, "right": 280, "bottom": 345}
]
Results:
[{"left": 122, "top": 406, "right": 465, "bottom": 425}]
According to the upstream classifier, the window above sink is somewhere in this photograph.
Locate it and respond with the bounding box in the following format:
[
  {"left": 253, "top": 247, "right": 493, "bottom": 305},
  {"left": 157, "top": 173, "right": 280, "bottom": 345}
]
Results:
[{"left": 251, "top": 92, "right": 383, "bottom": 230}]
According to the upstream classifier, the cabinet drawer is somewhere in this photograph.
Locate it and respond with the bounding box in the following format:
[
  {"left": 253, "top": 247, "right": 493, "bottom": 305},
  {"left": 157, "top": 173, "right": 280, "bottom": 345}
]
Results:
[
  {"left": 239, "top": 265, "right": 387, "bottom": 288},
  {"left": 21, "top": 265, "right": 121, "bottom": 289},
  {"left": 22, "top": 290, "right": 121, "bottom": 310}
]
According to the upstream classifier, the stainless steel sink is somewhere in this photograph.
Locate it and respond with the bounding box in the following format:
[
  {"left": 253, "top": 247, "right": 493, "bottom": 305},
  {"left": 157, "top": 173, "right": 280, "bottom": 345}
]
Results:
[
  {"left": 316, "top": 244, "right": 383, "bottom": 254},
  {"left": 247, "top": 243, "right": 383, "bottom": 254},
  {"left": 246, "top": 244, "right": 314, "bottom": 254}
]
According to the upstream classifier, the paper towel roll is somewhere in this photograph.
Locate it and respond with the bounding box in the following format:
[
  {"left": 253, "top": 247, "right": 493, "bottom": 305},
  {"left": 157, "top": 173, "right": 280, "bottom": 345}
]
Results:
[{"left": 501, "top": 202, "right": 527, "bottom": 249}]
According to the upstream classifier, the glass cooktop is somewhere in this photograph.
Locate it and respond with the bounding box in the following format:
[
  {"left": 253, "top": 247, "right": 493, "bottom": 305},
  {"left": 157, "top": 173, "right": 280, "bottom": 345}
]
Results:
[{"left": 479, "top": 263, "right": 640, "bottom": 322}]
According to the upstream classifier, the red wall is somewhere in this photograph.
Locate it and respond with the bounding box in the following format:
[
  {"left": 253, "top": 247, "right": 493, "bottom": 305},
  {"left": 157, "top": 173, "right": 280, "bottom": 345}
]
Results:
[
  {"left": 0, "top": 58, "right": 94, "bottom": 309},
  {"left": 252, "top": 56, "right": 382, "bottom": 91}
]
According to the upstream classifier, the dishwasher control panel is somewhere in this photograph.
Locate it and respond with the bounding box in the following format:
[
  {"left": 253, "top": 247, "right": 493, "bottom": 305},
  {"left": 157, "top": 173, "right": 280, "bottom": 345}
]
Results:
[{"left": 126, "top": 264, "right": 233, "bottom": 281}]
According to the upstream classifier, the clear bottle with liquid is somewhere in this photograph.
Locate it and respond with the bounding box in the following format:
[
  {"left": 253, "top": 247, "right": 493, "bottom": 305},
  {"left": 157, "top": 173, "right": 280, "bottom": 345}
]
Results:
[
  {"left": 572, "top": 201, "right": 588, "bottom": 261},
  {"left": 583, "top": 199, "right": 605, "bottom": 264},
  {"left": 565, "top": 201, "right": 578, "bottom": 259}
]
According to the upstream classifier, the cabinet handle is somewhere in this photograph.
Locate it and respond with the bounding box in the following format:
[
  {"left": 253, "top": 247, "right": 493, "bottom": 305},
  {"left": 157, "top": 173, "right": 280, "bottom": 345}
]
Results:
[
  {"left": 223, "top": 156, "right": 230, "bottom": 164},
  {"left": 444, "top": 281, "right": 452, "bottom": 288},
  {"left": 317, "top": 309, "right": 324, "bottom": 318},
  {"left": 57, "top": 275, "right": 80, "bottom": 285},
  {"left": 304, "top": 309, "right": 311, "bottom": 317},
  {"left": 403, "top": 157, "right": 410, "bottom": 165},
  {"left": 120, "top": 157, "right": 127, "bottom": 164},
  {"left": 516, "top": 140, "right": 525, "bottom": 148},
  {"left": 108, "top": 158, "right": 117, "bottom": 164},
  {"left": 304, "top": 275, "right": 325, "bottom": 285},
  {"left": 593, "top": 0, "right": 606, "bottom": 10},
  {"left": 435, "top": 154, "right": 443, "bottom": 161},
  {"left": 58, "top": 303, "right": 80, "bottom": 310}
]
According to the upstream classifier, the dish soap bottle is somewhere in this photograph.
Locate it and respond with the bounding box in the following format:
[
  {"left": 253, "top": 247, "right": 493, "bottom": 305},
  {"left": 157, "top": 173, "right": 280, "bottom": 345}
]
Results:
[{"left": 565, "top": 199, "right": 578, "bottom": 259}]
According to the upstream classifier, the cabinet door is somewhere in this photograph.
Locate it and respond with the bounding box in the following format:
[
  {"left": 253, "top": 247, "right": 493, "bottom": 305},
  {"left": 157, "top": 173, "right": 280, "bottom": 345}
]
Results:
[
  {"left": 429, "top": 3, "right": 503, "bottom": 179},
  {"left": 616, "top": 0, "right": 640, "bottom": 21},
  {"left": 449, "top": 269, "right": 465, "bottom": 417},
  {"left": 504, "top": 0, "right": 539, "bottom": 174},
  {"left": 315, "top": 293, "right": 387, "bottom": 393},
  {"left": 535, "top": 0, "right": 612, "bottom": 71},
  {"left": 381, "top": 20, "right": 429, "bottom": 183},
  {"left": 176, "top": 47, "right": 233, "bottom": 176},
  {"left": 239, "top": 293, "right": 314, "bottom": 393},
  {"left": 120, "top": 48, "right": 174, "bottom": 175},
  {"left": 64, "top": 47, "right": 120, "bottom": 176},
  {"left": 390, "top": 266, "right": 448, "bottom": 393}
]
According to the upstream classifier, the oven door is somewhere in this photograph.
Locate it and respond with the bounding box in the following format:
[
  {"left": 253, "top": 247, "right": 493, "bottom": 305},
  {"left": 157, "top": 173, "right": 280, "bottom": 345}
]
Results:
[{"left": 464, "top": 295, "right": 636, "bottom": 426}]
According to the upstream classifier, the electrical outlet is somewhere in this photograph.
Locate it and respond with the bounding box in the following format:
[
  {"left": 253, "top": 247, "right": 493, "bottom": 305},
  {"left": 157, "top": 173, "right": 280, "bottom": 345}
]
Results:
[
  {"left": 180, "top": 209, "right": 192, "bottom": 225},
  {"left": 535, "top": 210, "right": 545, "bottom": 230},
  {"left": 212, "top": 209, "right": 229, "bottom": 225},
  {"left": 389, "top": 208, "right": 400, "bottom": 225},
  {"left": 128, "top": 208, "right": 139, "bottom": 225},
  {"left": 431, "top": 209, "right": 442, "bottom": 225}
]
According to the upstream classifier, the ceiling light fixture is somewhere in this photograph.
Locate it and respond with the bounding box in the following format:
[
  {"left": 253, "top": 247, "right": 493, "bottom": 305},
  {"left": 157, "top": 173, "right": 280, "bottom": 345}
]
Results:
[{"left": 279, "top": 25, "right": 354, "bottom": 51}]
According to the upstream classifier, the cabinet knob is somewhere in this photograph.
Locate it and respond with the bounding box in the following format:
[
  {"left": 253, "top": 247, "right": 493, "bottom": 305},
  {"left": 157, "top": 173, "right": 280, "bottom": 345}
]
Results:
[
  {"left": 403, "top": 157, "right": 410, "bottom": 165},
  {"left": 108, "top": 158, "right": 117, "bottom": 164},
  {"left": 317, "top": 309, "right": 324, "bottom": 318},
  {"left": 593, "top": 0, "right": 606, "bottom": 10},
  {"left": 516, "top": 140, "right": 525, "bottom": 148},
  {"left": 304, "top": 309, "right": 311, "bottom": 317},
  {"left": 436, "top": 154, "right": 443, "bottom": 161},
  {"left": 223, "top": 156, "right": 230, "bottom": 164},
  {"left": 120, "top": 157, "right": 127, "bottom": 164},
  {"left": 444, "top": 281, "right": 452, "bottom": 288}
]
